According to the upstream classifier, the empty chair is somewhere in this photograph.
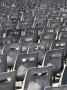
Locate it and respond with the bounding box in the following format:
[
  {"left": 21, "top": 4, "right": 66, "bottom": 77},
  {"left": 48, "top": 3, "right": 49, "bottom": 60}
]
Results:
[
  {"left": 17, "top": 21, "right": 33, "bottom": 29},
  {"left": 60, "top": 65, "right": 67, "bottom": 85},
  {"left": 37, "top": 28, "right": 43, "bottom": 39},
  {"left": 22, "top": 65, "right": 53, "bottom": 90},
  {"left": 20, "top": 34, "right": 38, "bottom": 44},
  {"left": 3, "top": 43, "right": 22, "bottom": 67},
  {"left": 3, "top": 20, "right": 14, "bottom": 31},
  {"left": 11, "top": 36, "right": 21, "bottom": 43},
  {"left": 22, "top": 43, "right": 31, "bottom": 53},
  {"left": 25, "top": 28, "right": 38, "bottom": 35},
  {"left": 0, "top": 37, "right": 13, "bottom": 54},
  {"left": 40, "top": 0, "right": 52, "bottom": 5},
  {"left": 29, "top": 42, "right": 47, "bottom": 64},
  {"left": 0, "top": 54, "right": 7, "bottom": 72},
  {"left": 59, "top": 26, "right": 67, "bottom": 33},
  {"left": 43, "top": 27, "right": 58, "bottom": 34},
  {"left": 63, "top": 18, "right": 67, "bottom": 26},
  {"left": 25, "top": 28, "right": 38, "bottom": 40},
  {"left": 6, "top": 29, "right": 21, "bottom": 38},
  {"left": 20, "top": 29, "right": 26, "bottom": 36},
  {"left": 43, "top": 49, "right": 64, "bottom": 76},
  {"left": 51, "top": 40, "right": 67, "bottom": 58},
  {"left": 34, "top": 19, "right": 46, "bottom": 28},
  {"left": 52, "top": 0, "right": 65, "bottom": 5},
  {"left": 45, "top": 85, "right": 67, "bottom": 90},
  {"left": 40, "top": 32, "right": 56, "bottom": 42},
  {"left": 0, "top": 71, "right": 16, "bottom": 90},
  {"left": 48, "top": 20, "right": 61, "bottom": 28},
  {"left": 59, "top": 31, "right": 67, "bottom": 40},
  {"left": 14, "top": 52, "right": 38, "bottom": 81}
]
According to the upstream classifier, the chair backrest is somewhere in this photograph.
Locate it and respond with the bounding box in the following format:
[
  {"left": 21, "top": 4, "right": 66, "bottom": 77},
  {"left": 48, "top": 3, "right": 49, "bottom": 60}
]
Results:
[
  {"left": 0, "top": 54, "right": 7, "bottom": 72},
  {"left": 23, "top": 65, "right": 53, "bottom": 90},
  {"left": 44, "top": 49, "right": 64, "bottom": 75},
  {"left": 3, "top": 43, "right": 22, "bottom": 67},
  {"left": 0, "top": 71, "right": 16, "bottom": 90},
  {"left": 14, "top": 52, "right": 38, "bottom": 80}
]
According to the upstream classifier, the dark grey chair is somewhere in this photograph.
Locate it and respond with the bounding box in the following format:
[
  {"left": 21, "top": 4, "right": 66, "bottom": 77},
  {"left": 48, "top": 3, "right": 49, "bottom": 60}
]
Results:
[
  {"left": 43, "top": 49, "right": 64, "bottom": 75},
  {"left": 51, "top": 40, "right": 67, "bottom": 58},
  {"left": 59, "top": 32, "right": 67, "bottom": 40},
  {"left": 3, "top": 43, "right": 22, "bottom": 67},
  {"left": 22, "top": 43, "right": 31, "bottom": 53},
  {"left": 0, "top": 71, "right": 16, "bottom": 90},
  {"left": 14, "top": 52, "right": 38, "bottom": 81},
  {"left": 0, "top": 37, "right": 13, "bottom": 55},
  {"left": 6, "top": 29, "right": 21, "bottom": 38},
  {"left": 25, "top": 28, "right": 38, "bottom": 41},
  {"left": 0, "top": 54, "right": 7, "bottom": 72},
  {"left": 40, "top": 32, "right": 56, "bottom": 42},
  {"left": 29, "top": 42, "right": 47, "bottom": 64},
  {"left": 22, "top": 65, "right": 53, "bottom": 90},
  {"left": 20, "top": 34, "right": 37, "bottom": 43},
  {"left": 60, "top": 65, "right": 67, "bottom": 85}
]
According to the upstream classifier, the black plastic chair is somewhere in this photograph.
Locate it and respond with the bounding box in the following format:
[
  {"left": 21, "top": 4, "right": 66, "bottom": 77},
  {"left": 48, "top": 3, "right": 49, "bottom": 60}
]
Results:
[
  {"left": 0, "top": 54, "right": 7, "bottom": 72},
  {"left": 0, "top": 37, "right": 13, "bottom": 55},
  {"left": 11, "top": 36, "right": 21, "bottom": 43},
  {"left": 22, "top": 43, "right": 31, "bottom": 53},
  {"left": 14, "top": 52, "right": 38, "bottom": 81},
  {"left": 34, "top": 19, "right": 46, "bottom": 28},
  {"left": 59, "top": 31, "right": 67, "bottom": 40},
  {"left": 0, "top": 70, "right": 16, "bottom": 90},
  {"left": 29, "top": 42, "right": 47, "bottom": 64},
  {"left": 43, "top": 49, "right": 64, "bottom": 75},
  {"left": 48, "top": 20, "right": 61, "bottom": 28},
  {"left": 37, "top": 28, "right": 43, "bottom": 39},
  {"left": 25, "top": 28, "right": 38, "bottom": 40},
  {"left": 40, "top": 32, "right": 56, "bottom": 42},
  {"left": 20, "top": 34, "right": 38, "bottom": 44},
  {"left": 43, "top": 27, "right": 59, "bottom": 34},
  {"left": 3, "top": 43, "right": 22, "bottom": 67},
  {"left": 22, "top": 65, "right": 53, "bottom": 90},
  {"left": 6, "top": 29, "right": 21, "bottom": 38},
  {"left": 60, "top": 65, "right": 67, "bottom": 85},
  {"left": 51, "top": 40, "right": 67, "bottom": 58}
]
